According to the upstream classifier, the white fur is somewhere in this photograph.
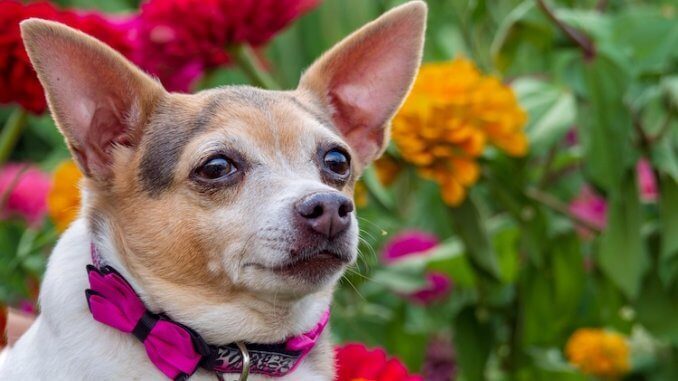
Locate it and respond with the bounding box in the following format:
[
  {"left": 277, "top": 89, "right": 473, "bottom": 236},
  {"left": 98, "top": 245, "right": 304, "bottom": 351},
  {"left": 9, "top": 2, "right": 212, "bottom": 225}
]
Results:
[{"left": 0, "top": 218, "right": 330, "bottom": 380}]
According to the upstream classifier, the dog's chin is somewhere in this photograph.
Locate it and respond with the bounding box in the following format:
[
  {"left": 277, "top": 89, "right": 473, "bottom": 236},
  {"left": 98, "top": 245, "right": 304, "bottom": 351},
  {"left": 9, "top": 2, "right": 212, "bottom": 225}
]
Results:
[{"left": 242, "top": 250, "right": 353, "bottom": 295}]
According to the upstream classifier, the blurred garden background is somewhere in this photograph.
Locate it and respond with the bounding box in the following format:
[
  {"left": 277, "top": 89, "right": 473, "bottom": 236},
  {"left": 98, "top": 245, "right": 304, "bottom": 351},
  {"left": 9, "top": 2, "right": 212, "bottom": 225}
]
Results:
[{"left": 1, "top": 0, "right": 677, "bottom": 380}]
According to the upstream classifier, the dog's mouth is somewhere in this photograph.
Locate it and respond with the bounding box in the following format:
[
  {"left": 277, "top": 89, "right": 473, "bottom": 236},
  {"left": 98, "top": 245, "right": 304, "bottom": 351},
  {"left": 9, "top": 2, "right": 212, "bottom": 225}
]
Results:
[{"left": 250, "top": 249, "right": 350, "bottom": 282}]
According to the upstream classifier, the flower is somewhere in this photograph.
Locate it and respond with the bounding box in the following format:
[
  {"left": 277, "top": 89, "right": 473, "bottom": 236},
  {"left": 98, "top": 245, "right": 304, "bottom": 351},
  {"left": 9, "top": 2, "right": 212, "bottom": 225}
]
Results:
[
  {"left": 134, "top": 0, "right": 319, "bottom": 91},
  {"left": 0, "top": 304, "right": 6, "bottom": 348},
  {"left": 374, "top": 154, "right": 402, "bottom": 187},
  {"left": 565, "top": 328, "right": 630, "bottom": 378},
  {"left": 569, "top": 185, "right": 607, "bottom": 239},
  {"left": 354, "top": 181, "right": 368, "bottom": 208},
  {"left": 409, "top": 272, "right": 452, "bottom": 305},
  {"left": 0, "top": 0, "right": 136, "bottom": 114},
  {"left": 422, "top": 334, "right": 457, "bottom": 381},
  {"left": 382, "top": 231, "right": 452, "bottom": 304},
  {"left": 636, "top": 158, "right": 658, "bottom": 202},
  {"left": 47, "top": 160, "right": 83, "bottom": 232},
  {"left": 335, "top": 343, "right": 422, "bottom": 381},
  {"left": 0, "top": 1, "right": 60, "bottom": 113},
  {"left": 392, "top": 58, "right": 528, "bottom": 205},
  {"left": 0, "top": 163, "right": 51, "bottom": 226},
  {"left": 382, "top": 230, "right": 439, "bottom": 263},
  {"left": 60, "top": 10, "right": 137, "bottom": 59}
]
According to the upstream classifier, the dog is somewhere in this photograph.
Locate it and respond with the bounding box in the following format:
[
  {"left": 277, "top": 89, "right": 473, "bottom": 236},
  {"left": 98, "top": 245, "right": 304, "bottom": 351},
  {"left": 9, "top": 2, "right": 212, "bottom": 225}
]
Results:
[{"left": 0, "top": 1, "right": 426, "bottom": 379}]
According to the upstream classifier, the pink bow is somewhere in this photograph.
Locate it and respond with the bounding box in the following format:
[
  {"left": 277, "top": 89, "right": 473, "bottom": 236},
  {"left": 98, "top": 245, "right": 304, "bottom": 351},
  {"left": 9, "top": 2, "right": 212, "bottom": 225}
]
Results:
[{"left": 85, "top": 266, "right": 203, "bottom": 380}]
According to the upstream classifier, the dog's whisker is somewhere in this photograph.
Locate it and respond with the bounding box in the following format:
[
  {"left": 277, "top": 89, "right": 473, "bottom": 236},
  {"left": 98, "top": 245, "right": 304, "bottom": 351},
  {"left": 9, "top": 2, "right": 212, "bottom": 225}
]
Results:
[
  {"left": 340, "top": 273, "right": 366, "bottom": 301},
  {"left": 357, "top": 216, "right": 389, "bottom": 236}
]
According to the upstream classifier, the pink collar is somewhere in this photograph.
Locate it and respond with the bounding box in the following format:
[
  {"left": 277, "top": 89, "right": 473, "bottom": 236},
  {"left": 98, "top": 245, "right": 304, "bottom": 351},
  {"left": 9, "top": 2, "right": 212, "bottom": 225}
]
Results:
[{"left": 86, "top": 244, "right": 329, "bottom": 380}]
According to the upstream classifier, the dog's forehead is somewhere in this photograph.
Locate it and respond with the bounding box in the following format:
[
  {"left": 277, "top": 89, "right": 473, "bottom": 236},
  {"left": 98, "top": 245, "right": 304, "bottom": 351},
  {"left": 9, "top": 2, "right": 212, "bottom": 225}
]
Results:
[{"left": 137, "top": 86, "right": 335, "bottom": 196}]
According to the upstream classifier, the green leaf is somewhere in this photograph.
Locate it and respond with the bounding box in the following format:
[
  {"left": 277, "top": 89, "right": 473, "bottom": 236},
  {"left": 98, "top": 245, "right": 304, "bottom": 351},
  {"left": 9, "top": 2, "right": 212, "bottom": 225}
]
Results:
[
  {"left": 385, "top": 239, "right": 477, "bottom": 288},
  {"left": 651, "top": 128, "right": 678, "bottom": 182},
  {"left": 370, "top": 268, "right": 428, "bottom": 294},
  {"left": 610, "top": 8, "right": 678, "bottom": 75},
  {"left": 598, "top": 173, "right": 649, "bottom": 299},
  {"left": 580, "top": 54, "right": 635, "bottom": 191},
  {"left": 453, "top": 307, "right": 493, "bottom": 381},
  {"left": 659, "top": 176, "right": 678, "bottom": 285},
  {"left": 493, "top": 226, "right": 520, "bottom": 284},
  {"left": 635, "top": 277, "right": 678, "bottom": 345},
  {"left": 449, "top": 197, "right": 501, "bottom": 279},
  {"left": 512, "top": 78, "right": 576, "bottom": 155}
]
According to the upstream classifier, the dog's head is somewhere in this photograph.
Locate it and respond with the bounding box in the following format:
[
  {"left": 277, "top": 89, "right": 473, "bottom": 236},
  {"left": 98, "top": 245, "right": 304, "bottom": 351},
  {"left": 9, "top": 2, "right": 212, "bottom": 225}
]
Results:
[{"left": 22, "top": 2, "right": 425, "bottom": 337}]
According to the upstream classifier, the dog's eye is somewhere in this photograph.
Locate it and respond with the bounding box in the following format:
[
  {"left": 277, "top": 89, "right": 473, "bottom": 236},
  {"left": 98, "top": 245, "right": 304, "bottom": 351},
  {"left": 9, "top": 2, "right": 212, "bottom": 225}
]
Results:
[
  {"left": 195, "top": 156, "right": 237, "bottom": 180},
  {"left": 323, "top": 149, "right": 350, "bottom": 177}
]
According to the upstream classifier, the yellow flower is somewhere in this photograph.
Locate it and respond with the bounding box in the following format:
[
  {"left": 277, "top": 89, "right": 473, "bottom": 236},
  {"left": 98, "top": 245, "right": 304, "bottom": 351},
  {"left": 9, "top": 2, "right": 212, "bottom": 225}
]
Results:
[
  {"left": 392, "top": 58, "right": 528, "bottom": 205},
  {"left": 354, "top": 181, "right": 368, "bottom": 208},
  {"left": 565, "top": 328, "right": 630, "bottom": 379},
  {"left": 47, "top": 160, "right": 83, "bottom": 232},
  {"left": 373, "top": 154, "right": 402, "bottom": 187}
]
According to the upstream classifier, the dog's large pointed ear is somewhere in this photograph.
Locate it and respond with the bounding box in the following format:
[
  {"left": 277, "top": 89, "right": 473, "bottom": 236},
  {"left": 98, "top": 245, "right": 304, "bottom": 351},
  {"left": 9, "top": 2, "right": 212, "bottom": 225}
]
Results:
[
  {"left": 20, "top": 19, "right": 164, "bottom": 181},
  {"left": 298, "top": 1, "right": 426, "bottom": 167}
]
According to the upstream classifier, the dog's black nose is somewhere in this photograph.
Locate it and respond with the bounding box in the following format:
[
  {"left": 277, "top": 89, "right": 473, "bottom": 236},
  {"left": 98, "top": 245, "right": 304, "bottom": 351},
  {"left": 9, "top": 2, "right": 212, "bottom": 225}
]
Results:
[{"left": 295, "top": 192, "right": 354, "bottom": 239}]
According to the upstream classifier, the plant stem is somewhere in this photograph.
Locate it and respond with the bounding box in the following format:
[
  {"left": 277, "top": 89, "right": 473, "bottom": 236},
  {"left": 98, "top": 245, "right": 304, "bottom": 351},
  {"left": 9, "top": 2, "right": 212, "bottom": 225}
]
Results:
[
  {"left": 536, "top": 0, "right": 595, "bottom": 60},
  {"left": 228, "top": 45, "right": 280, "bottom": 90},
  {"left": 525, "top": 187, "right": 603, "bottom": 234},
  {"left": 537, "top": 146, "right": 558, "bottom": 189},
  {"left": 0, "top": 163, "right": 30, "bottom": 212},
  {"left": 0, "top": 108, "right": 29, "bottom": 165}
]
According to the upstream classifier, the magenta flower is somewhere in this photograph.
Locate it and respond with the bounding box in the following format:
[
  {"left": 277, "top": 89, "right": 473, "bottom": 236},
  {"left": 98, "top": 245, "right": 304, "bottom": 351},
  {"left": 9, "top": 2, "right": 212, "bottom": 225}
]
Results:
[
  {"left": 382, "top": 230, "right": 452, "bottom": 304},
  {"left": 133, "top": 0, "right": 319, "bottom": 92},
  {"left": 569, "top": 185, "right": 607, "bottom": 239},
  {"left": 0, "top": 164, "right": 51, "bottom": 226},
  {"left": 636, "top": 158, "right": 658, "bottom": 202},
  {"left": 382, "top": 230, "right": 439, "bottom": 263},
  {"left": 409, "top": 272, "right": 452, "bottom": 305},
  {"left": 565, "top": 128, "right": 578, "bottom": 147},
  {"left": 422, "top": 334, "right": 457, "bottom": 381}
]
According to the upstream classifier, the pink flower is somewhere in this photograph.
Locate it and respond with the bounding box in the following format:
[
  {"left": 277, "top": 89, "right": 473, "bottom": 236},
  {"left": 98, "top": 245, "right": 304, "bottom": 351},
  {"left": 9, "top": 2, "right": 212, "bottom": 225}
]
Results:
[
  {"left": 0, "top": 163, "right": 51, "bottom": 226},
  {"left": 636, "top": 158, "right": 658, "bottom": 202},
  {"left": 382, "top": 230, "right": 452, "bottom": 304},
  {"left": 134, "top": 0, "right": 319, "bottom": 92},
  {"left": 565, "top": 128, "right": 578, "bottom": 147},
  {"left": 382, "top": 230, "right": 439, "bottom": 263},
  {"left": 569, "top": 185, "right": 607, "bottom": 239},
  {"left": 409, "top": 272, "right": 452, "bottom": 305},
  {"left": 422, "top": 334, "right": 457, "bottom": 381}
]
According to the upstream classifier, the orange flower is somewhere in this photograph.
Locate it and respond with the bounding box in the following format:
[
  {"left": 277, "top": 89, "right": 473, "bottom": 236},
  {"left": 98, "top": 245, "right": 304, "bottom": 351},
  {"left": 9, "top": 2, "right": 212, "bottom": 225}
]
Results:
[
  {"left": 392, "top": 58, "right": 527, "bottom": 205},
  {"left": 565, "top": 328, "right": 630, "bottom": 379},
  {"left": 354, "top": 181, "right": 368, "bottom": 208},
  {"left": 374, "top": 154, "right": 402, "bottom": 187},
  {"left": 47, "top": 160, "right": 83, "bottom": 232}
]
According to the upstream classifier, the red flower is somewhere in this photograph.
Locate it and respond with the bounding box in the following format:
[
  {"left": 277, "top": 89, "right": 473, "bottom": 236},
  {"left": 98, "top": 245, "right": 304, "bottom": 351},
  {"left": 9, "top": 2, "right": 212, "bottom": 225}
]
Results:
[
  {"left": 60, "top": 10, "right": 137, "bottom": 59},
  {"left": 0, "top": 1, "right": 59, "bottom": 113},
  {"left": 0, "top": 0, "right": 135, "bottom": 114},
  {"left": 134, "top": 0, "right": 319, "bottom": 92},
  {"left": 335, "top": 343, "right": 422, "bottom": 381}
]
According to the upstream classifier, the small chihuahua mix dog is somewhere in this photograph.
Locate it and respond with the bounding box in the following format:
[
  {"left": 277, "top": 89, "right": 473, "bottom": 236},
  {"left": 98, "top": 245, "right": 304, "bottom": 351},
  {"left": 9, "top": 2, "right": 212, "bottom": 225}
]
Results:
[{"left": 0, "top": 1, "right": 426, "bottom": 380}]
